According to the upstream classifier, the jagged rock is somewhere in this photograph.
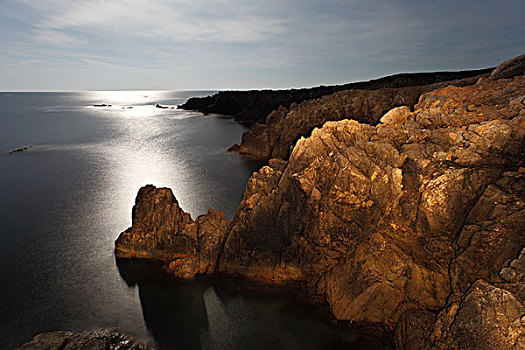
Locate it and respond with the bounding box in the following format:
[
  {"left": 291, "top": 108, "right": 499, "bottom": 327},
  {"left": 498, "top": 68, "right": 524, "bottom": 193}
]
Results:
[
  {"left": 500, "top": 249, "right": 525, "bottom": 284},
  {"left": 17, "top": 329, "right": 153, "bottom": 350},
  {"left": 115, "top": 185, "right": 229, "bottom": 279},
  {"left": 428, "top": 280, "right": 525, "bottom": 350},
  {"left": 181, "top": 68, "right": 493, "bottom": 125},
  {"left": 219, "top": 73, "right": 525, "bottom": 337},
  {"left": 231, "top": 74, "right": 490, "bottom": 161},
  {"left": 491, "top": 53, "right": 525, "bottom": 80}
]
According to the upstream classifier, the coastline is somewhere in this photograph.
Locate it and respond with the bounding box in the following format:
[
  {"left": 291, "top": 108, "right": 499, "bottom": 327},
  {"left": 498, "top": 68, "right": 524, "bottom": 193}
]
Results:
[
  {"left": 115, "top": 53, "right": 525, "bottom": 349},
  {"left": 19, "top": 53, "right": 525, "bottom": 349}
]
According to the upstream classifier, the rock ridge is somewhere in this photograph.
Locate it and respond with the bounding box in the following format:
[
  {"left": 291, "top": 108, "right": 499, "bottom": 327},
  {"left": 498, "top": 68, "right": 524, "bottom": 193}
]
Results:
[
  {"left": 230, "top": 73, "right": 495, "bottom": 162},
  {"left": 180, "top": 68, "right": 493, "bottom": 125}
]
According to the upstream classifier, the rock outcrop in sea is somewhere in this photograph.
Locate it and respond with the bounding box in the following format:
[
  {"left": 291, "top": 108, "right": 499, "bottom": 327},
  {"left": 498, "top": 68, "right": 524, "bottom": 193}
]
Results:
[
  {"left": 116, "top": 53, "right": 525, "bottom": 349},
  {"left": 115, "top": 185, "right": 229, "bottom": 278},
  {"left": 180, "top": 68, "right": 493, "bottom": 125}
]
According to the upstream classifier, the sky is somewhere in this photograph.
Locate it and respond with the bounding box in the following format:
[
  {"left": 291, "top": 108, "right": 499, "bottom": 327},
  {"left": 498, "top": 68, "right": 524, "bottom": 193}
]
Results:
[{"left": 0, "top": 0, "right": 524, "bottom": 91}]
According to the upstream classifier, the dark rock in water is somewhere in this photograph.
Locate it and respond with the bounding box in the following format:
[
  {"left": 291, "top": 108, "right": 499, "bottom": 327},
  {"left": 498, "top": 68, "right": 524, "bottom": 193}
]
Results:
[
  {"left": 6, "top": 146, "right": 32, "bottom": 154},
  {"left": 16, "top": 329, "right": 154, "bottom": 350},
  {"left": 94, "top": 103, "right": 111, "bottom": 107},
  {"left": 155, "top": 104, "right": 168, "bottom": 109},
  {"left": 116, "top": 53, "right": 525, "bottom": 349},
  {"left": 180, "top": 68, "right": 494, "bottom": 125}
]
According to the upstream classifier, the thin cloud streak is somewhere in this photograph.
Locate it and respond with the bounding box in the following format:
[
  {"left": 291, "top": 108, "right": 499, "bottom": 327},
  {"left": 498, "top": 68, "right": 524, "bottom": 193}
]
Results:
[{"left": 0, "top": 0, "right": 524, "bottom": 90}]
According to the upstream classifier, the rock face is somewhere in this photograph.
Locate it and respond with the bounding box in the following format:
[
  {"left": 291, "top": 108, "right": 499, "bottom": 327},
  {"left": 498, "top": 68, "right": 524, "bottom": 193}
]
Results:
[
  {"left": 116, "top": 54, "right": 525, "bottom": 349},
  {"left": 180, "top": 68, "right": 493, "bottom": 125},
  {"left": 230, "top": 74, "right": 493, "bottom": 162},
  {"left": 17, "top": 329, "right": 153, "bottom": 350},
  {"left": 115, "top": 185, "right": 229, "bottom": 278}
]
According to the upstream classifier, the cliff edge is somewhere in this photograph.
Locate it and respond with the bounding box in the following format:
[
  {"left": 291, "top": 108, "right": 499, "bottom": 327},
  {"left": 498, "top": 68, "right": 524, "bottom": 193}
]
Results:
[{"left": 180, "top": 68, "right": 493, "bottom": 125}]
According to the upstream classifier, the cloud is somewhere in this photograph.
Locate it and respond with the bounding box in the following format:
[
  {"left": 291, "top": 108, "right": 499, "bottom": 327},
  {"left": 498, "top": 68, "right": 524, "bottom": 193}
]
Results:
[
  {"left": 34, "top": 29, "right": 85, "bottom": 47},
  {"left": 21, "top": 0, "right": 289, "bottom": 43},
  {"left": 1, "top": 0, "right": 524, "bottom": 90}
]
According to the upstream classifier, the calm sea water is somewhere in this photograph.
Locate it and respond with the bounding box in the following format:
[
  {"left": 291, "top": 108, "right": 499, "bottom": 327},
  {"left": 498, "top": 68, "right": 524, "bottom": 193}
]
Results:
[{"left": 0, "top": 91, "right": 384, "bottom": 349}]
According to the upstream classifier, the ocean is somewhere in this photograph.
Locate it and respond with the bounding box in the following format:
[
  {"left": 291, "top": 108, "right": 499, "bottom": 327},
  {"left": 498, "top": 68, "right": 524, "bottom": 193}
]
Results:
[{"left": 0, "top": 91, "right": 383, "bottom": 349}]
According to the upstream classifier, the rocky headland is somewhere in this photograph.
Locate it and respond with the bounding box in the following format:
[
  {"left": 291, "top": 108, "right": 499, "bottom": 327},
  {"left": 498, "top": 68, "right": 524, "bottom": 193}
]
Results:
[
  {"left": 228, "top": 72, "right": 502, "bottom": 162},
  {"left": 113, "top": 54, "right": 525, "bottom": 349},
  {"left": 180, "top": 68, "right": 493, "bottom": 125}
]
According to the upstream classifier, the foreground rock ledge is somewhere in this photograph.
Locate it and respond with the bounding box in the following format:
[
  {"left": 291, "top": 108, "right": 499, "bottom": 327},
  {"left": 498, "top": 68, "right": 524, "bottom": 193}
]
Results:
[
  {"left": 116, "top": 53, "right": 525, "bottom": 349},
  {"left": 17, "top": 329, "right": 153, "bottom": 350}
]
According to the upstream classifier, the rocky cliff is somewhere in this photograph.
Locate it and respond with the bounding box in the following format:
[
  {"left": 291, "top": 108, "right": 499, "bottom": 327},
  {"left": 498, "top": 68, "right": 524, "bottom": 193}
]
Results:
[
  {"left": 229, "top": 74, "right": 495, "bottom": 162},
  {"left": 116, "top": 54, "right": 525, "bottom": 349},
  {"left": 180, "top": 68, "right": 493, "bottom": 125}
]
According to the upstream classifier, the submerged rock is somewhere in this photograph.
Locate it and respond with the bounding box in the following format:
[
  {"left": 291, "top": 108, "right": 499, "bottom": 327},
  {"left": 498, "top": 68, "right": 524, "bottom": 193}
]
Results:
[
  {"left": 6, "top": 145, "right": 33, "bottom": 154},
  {"left": 17, "top": 329, "right": 153, "bottom": 350}
]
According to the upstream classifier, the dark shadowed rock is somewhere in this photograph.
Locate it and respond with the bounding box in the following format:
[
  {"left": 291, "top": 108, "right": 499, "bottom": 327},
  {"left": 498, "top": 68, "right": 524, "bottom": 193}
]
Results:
[
  {"left": 16, "top": 329, "right": 154, "bottom": 350},
  {"left": 491, "top": 53, "right": 525, "bottom": 80}
]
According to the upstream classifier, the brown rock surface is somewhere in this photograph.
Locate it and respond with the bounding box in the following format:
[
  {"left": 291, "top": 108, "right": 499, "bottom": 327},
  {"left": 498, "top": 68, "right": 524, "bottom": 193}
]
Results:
[
  {"left": 428, "top": 280, "right": 525, "bottom": 350},
  {"left": 219, "top": 73, "right": 525, "bottom": 343},
  {"left": 17, "top": 329, "right": 153, "bottom": 350},
  {"left": 116, "top": 54, "right": 525, "bottom": 349},
  {"left": 231, "top": 74, "right": 489, "bottom": 162},
  {"left": 115, "top": 185, "right": 229, "bottom": 279},
  {"left": 181, "top": 68, "right": 493, "bottom": 125},
  {"left": 491, "top": 52, "right": 525, "bottom": 80}
]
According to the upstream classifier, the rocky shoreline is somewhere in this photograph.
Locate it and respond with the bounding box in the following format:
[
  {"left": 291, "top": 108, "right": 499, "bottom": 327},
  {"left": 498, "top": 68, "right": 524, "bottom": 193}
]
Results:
[
  {"left": 115, "top": 53, "right": 525, "bottom": 350},
  {"left": 180, "top": 68, "right": 493, "bottom": 125}
]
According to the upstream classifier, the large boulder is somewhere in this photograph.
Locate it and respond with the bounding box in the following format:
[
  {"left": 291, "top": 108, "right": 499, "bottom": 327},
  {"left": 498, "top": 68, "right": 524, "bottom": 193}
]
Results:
[{"left": 219, "top": 74, "right": 525, "bottom": 341}]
